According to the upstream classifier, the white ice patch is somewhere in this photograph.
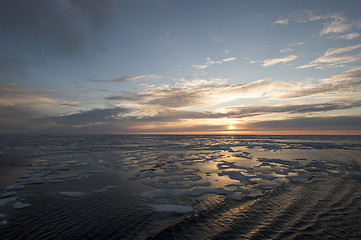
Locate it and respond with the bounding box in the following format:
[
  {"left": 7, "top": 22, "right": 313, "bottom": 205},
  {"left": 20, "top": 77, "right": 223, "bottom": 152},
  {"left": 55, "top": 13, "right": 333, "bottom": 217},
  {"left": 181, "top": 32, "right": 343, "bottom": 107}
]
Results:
[
  {"left": 11, "top": 202, "right": 30, "bottom": 209},
  {"left": 148, "top": 204, "right": 194, "bottom": 214}
]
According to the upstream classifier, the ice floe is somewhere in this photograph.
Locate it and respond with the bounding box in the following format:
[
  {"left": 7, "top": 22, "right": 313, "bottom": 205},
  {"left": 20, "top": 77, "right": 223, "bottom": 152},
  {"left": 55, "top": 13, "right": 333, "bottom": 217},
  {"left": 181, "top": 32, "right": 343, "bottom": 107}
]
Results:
[
  {"left": 0, "top": 197, "right": 17, "bottom": 206},
  {"left": 0, "top": 192, "right": 17, "bottom": 198},
  {"left": 11, "top": 202, "right": 30, "bottom": 209},
  {"left": 59, "top": 191, "right": 86, "bottom": 197},
  {"left": 148, "top": 204, "right": 194, "bottom": 214},
  {"left": 59, "top": 186, "right": 118, "bottom": 197},
  {"left": 139, "top": 189, "right": 174, "bottom": 200}
]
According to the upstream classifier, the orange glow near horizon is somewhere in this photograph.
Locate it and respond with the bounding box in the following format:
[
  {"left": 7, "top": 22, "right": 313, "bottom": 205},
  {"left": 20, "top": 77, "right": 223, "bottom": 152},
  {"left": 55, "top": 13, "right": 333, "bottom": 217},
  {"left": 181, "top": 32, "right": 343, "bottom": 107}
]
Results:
[{"left": 120, "top": 129, "right": 361, "bottom": 135}]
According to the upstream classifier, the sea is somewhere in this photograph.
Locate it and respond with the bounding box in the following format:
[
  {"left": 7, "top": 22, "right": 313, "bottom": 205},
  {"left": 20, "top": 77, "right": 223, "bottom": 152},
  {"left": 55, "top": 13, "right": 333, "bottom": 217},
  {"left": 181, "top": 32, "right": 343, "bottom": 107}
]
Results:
[{"left": 0, "top": 134, "right": 361, "bottom": 239}]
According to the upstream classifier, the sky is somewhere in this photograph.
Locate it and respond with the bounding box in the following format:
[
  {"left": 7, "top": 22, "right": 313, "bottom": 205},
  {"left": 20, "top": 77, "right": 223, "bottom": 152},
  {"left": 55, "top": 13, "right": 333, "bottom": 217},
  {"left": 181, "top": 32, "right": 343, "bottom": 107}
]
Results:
[{"left": 1, "top": 0, "right": 361, "bottom": 135}]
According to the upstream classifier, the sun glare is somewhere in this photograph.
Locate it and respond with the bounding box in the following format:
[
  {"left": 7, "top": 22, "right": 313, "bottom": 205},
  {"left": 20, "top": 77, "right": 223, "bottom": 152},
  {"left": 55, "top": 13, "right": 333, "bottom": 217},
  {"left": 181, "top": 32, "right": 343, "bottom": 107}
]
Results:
[{"left": 228, "top": 125, "right": 234, "bottom": 130}]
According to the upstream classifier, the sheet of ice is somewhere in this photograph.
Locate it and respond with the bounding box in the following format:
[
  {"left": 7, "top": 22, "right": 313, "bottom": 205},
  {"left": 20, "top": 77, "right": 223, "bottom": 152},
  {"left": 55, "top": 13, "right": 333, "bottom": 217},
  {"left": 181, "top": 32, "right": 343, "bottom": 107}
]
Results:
[
  {"left": 142, "top": 180, "right": 211, "bottom": 189},
  {"left": 6, "top": 184, "right": 25, "bottom": 190},
  {"left": 85, "top": 170, "right": 108, "bottom": 173},
  {"left": 148, "top": 204, "right": 194, "bottom": 214},
  {"left": 11, "top": 202, "right": 30, "bottom": 209},
  {"left": 59, "top": 186, "right": 118, "bottom": 197},
  {"left": 188, "top": 187, "right": 232, "bottom": 197},
  {"left": 59, "top": 191, "right": 87, "bottom": 197},
  {"left": 139, "top": 189, "right": 174, "bottom": 199},
  {"left": 0, "top": 197, "right": 17, "bottom": 206},
  {"left": 92, "top": 186, "right": 118, "bottom": 193},
  {"left": 0, "top": 192, "right": 17, "bottom": 198},
  {"left": 229, "top": 193, "right": 243, "bottom": 201}
]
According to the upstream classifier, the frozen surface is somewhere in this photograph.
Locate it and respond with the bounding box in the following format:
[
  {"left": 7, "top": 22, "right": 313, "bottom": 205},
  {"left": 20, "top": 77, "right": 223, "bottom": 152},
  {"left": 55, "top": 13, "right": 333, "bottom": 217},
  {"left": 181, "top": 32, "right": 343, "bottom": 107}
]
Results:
[
  {"left": 59, "top": 191, "right": 86, "bottom": 197},
  {"left": 11, "top": 202, "right": 30, "bottom": 209},
  {"left": 0, "top": 134, "right": 360, "bottom": 227},
  {"left": 148, "top": 204, "right": 194, "bottom": 214},
  {"left": 0, "top": 197, "right": 17, "bottom": 207}
]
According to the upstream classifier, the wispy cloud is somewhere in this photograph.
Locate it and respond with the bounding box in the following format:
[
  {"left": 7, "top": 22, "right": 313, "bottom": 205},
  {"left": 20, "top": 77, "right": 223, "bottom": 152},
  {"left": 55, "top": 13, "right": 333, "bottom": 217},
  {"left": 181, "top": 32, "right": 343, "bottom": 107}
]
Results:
[
  {"left": 245, "top": 115, "right": 361, "bottom": 131},
  {"left": 328, "top": 32, "right": 360, "bottom": 40},
  {"left": 283, "top": 69, "right": 361, "bottom": 98},
  {"left": 275, "top": 11, "right": 359, "bottom": 40},
  {"left": 106, "top": 80, "right": 299, "bottom": 110},
  {"left": 106, "top": 69, "right": 361, "bottom": 112},
  {"left": 320, "top": 16, "right": 352, "bottom": 36},
  {"left": 262, "top": 55, "right": 297, "bottom": 67},
  {"left": 273, "top": 19, "right": 289, "bottom": 25},
  {"left": 0, "top": 84, "right": 56, "bottom": 107},
  {"left": 192, "top": 57, "right": 221, "bottom": 69},
  {"left": 225, "top": 99, "right": 361, "bottom": 118},
  {"left": 60, "top": 101, "right": 79, "bottom": 107},
  {"left": 90, "top": 74, "right": 162, "bottom": 82},
  {"left": 298, "top": 43, "right": 361, "bottom": 69},
  {"left": 222, "top": 57, "right": 236, "bottom": 62},
  {"left": 180, "top": 77, "right": 227, "bottom": 87},
  {"left": 280, "top": 48, "right": 293, "bottom": 53},
  {"left": 192, "top": 57, "right": 236, "bottom": 69}
]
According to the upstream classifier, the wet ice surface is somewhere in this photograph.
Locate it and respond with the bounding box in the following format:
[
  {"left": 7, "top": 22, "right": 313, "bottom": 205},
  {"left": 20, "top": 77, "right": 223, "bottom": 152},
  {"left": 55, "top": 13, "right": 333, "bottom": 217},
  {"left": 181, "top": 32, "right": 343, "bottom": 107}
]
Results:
[{"left": 0, "top": 135, "right": 361, "bottom": 237}]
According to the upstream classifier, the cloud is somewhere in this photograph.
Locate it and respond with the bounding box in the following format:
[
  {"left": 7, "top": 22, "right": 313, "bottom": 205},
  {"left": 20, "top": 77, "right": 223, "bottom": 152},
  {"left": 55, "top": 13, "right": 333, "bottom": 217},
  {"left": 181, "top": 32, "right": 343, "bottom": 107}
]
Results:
[
  {"left": 106, "top": 80, "right": 299, "bottom": 110},
  {"left": 262, "top": 55, "right": 297, "bottom": 67},
  {"left": 90, "top": 74, "right": 162, "bottom": 82},
  {"left": 106, "top": 69, "right": 361, "bottom": 111},
  {"left": 51, "top": 107, "right": 130, "bottom": 125},
  {"left": 320, "top": 16, "right": 352, "bottom": 36},
  {"left": 245, "top": 115, "right": 361, "bottom": 131},
  {"left": 283, "top": 69, "right": 361, "bottom": 98},
  {"left": 328, "top": 32, "right": 360, "bottom": 40},
  {"left": 0, "top": 84, "right": 56, "bottom": 107},
  {"left": 0, "top": 84, "right": 61, "bottom": 133},
  {"left": 297, "top": 43, "right": 361, "bottom": 69},
  {"left": 273, "top": 19, "right": 289, "bottom": 25},
  {"left": 222, "top": 57, "right": 236, "bottom": 62},
  {"left": 60, "top": 101, "right": 79, "bottom": 107},
  {"left": 192, "top": 57, "right": 222, "bottom": 69},
  {"left": 179, "top": 77, "right": 227, "bottom": 87},
  {"left": 192, "top": 57, "right": 236, "bottom": 70},
  {"left": 275, "top": 11, "right": 360, "bottom": 41},
  {"left": 280, "top": 48, "right": 293, "bottom": 53},
  {"left": 225, "top": 99, "right": 361, "bottom": 118}
]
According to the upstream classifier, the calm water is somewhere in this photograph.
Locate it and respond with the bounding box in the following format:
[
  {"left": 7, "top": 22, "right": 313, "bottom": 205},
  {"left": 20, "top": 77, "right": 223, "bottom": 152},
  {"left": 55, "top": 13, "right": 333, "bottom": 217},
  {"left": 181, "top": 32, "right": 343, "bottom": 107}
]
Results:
[{"left": 0, "top": 135, "right": 361, "bottom": 239}]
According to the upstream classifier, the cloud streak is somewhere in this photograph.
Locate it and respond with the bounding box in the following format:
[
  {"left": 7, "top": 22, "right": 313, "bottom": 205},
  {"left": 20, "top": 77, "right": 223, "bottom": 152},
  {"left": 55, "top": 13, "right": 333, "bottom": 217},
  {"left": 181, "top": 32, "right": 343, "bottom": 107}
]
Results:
[
  {"left": 298, "top": 43, "right": 361, "bottom": 69},
  {"left": 320, "top": 16, "right": 352, "bottom": 36},
  {"left": 262, "top": 55, "right": 297, "bottom": 67},
  {"left": 283, "top": 69, "right": 361, "bottom": 98},
  {"left": 192, "top": 57, "right": 236, "bottom": 69},
  {"left": 245, "top": 115, "right": 361, "bottom": 131},
  {"left": 90, "top": 74, "right": 162, "bottom": 83}
]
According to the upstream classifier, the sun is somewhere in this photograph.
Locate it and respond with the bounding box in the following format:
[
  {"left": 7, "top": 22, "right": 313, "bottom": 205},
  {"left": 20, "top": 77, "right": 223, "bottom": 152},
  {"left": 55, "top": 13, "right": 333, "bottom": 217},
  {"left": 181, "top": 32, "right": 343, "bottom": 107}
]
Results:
[{"left": 228, "top": 125, "right": 235, "bottom": 130}]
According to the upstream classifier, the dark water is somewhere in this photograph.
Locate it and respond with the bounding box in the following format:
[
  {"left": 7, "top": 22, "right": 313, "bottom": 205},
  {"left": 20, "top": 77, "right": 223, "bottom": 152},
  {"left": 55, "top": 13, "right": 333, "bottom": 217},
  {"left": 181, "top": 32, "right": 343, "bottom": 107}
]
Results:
[{"left": 0, "top": 135, "right": 361, "bottom": 239}]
